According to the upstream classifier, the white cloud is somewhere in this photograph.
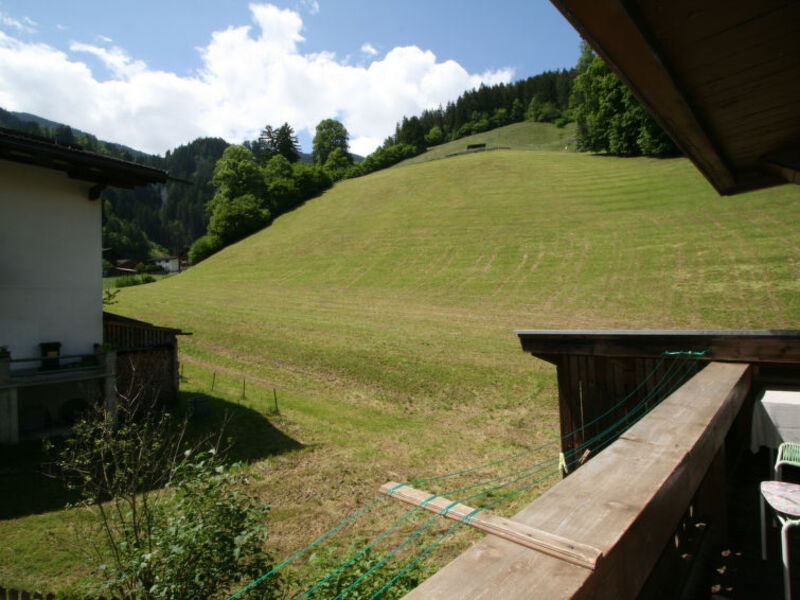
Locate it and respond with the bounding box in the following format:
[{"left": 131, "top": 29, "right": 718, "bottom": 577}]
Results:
[
  {"left": 0, "top": 12, "right": 36, "bottom": 34},
  {"left": 296, "top": 0, "right": 320, "bottom": 15},
  {"left": 0, "top": 3, "right": 513, "bottom": 155},
  {"left": 69, "top": 41, "right": 147, "bottom": 78},
  {"left": 361, "top": 42, "right": 378, "bottom": 56}
]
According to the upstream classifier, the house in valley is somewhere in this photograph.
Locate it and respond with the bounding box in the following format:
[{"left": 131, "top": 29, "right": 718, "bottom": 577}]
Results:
[
  {"left": 0, "top": 127, "right": 173, "bottom": 444},
  {"left": 151, "top": 255, "right": 181, "bottom": 273}
]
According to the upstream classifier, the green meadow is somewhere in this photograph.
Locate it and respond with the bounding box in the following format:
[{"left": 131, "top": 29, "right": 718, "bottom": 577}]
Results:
[
  {"left": 397, "top": 121, "right": 576, "bottom": 166},
  {"left": 2, "top": 132, "right": 799, "bottom": 591}
]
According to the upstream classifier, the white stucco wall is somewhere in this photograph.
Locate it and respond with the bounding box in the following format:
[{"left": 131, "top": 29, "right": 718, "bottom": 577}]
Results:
[
  {"left": 156, "top": 257, "right": 179, "bottom": 272},
  {"left": 0, "top": 160, "right": 101, "bottom": 367}
]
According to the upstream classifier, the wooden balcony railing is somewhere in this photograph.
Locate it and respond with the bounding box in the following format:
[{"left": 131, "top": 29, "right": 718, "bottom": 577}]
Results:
[{"left": 403, "top": 361, "right": 751, "bottom": 599}]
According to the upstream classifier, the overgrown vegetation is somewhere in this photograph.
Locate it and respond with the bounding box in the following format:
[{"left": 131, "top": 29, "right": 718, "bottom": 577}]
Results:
[
  {"left": 49, "top": 391, "right": 278, "bottom": 599},
  {"left": 295, "top": 541, "right": 429, "bottom": 599}
]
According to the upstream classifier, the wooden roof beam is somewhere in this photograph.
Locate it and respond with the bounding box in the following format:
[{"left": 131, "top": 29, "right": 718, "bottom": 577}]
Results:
[
  {"left": 762, "top": 144, "right": 800, "bottom": 185},
  {"left": 380, "top": 482, "right": 603, "bottom": 570},
  {"left": 549, "top": 0, "right": 738, "bottom": 194},
  {"left": 515, "top": 330, "right": 800, "bottom": 364}
]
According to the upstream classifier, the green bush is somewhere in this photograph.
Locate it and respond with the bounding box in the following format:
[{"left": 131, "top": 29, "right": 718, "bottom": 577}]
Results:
[
  {"left": 188, "top": 233, "right": 224, "bottom": 264},
  {"left": 115, "top": 274, "right": 156, "bottom": 288},
  {"left": 295, "top": 541, "right": 428, "bottom": 599},
  {"left": 52, "top": 397, "right": 280, "bottom": 600},
  {"left": 207, "top": 193, "right": 271, "bottom": 246},
  {"left": 143, "top": 456, "right": 277, "bottom": 599}
]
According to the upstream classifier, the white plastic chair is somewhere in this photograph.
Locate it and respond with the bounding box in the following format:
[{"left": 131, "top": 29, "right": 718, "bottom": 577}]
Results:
[
  {"left": 761, "top": 480, "right": 800, "bottom": 600},
  {"left": 776, "top": 442, "right": 800, "bottom": 480}
]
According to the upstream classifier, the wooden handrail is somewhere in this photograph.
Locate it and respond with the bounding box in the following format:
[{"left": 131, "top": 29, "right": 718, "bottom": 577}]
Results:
[{"left": 403, "top": 362, "right": 751, "bottom": 599}]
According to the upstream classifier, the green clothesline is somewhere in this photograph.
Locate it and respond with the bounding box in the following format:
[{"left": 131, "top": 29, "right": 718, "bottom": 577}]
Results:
[
  {"left": 332, "top": 357, "right": 698, "bottom": 599},
  {"left": 228, "top": 351, "right": 703, "bottom": 599}
]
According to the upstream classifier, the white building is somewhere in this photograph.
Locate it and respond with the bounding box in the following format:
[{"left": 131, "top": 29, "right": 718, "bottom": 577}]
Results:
[
  {"left": 0, "top": 128, "right": 169, "bottom": 443},
  {"left": 152, "top": 255, "right": 181, "bottom": 273}
]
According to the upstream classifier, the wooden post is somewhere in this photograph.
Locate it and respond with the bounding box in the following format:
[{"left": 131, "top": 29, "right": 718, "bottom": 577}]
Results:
[
  {"left": 96, "top": 344, "right": 117, "bottom": 421},
  {"left": 0, "top": 357, "right": 19, "bottom": 444}
]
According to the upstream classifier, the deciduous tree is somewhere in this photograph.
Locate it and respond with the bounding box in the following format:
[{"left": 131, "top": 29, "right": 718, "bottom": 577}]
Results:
[
  {"left": 569, "top": 42, "right": 677, "bottom": 157},
  {"left": 207, "top": 193, "right": 270, "bottom": 245},
  {"left": 312, "top": 118, "right": 351, "bottom": 166}
]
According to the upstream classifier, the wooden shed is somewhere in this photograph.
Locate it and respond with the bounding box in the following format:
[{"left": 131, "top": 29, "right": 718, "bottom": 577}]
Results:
[{"left": 103, "top": 312, "right": 190, "bottom": 402}]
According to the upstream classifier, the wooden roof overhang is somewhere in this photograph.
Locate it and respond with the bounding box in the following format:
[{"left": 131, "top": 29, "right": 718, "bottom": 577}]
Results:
[
  {"left": 516, "top": 329, "right": 800, "bottom": 364},
  {"left": 0, "top": 127, "right": 169, "bottom": 192},
  {"left": 549, "top": 0, "right": 800, "bottom": 195},
  {"left": 103, "top": 312, "right": 191, "bottom": 337}
]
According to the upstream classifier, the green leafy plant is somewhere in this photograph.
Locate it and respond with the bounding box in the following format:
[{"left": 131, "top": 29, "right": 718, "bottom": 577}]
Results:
[
  {"left": 296, "top": 540, "right": 429, "bottom": 600},
  {"left": 51, "top": 390, "right": 280, "bottom": 599},
  {"left": 115, "top": 274, "right": 156, "bottom": 288},
  {"left": 102, "top": 288, "right": 119, "bottom": 305}
]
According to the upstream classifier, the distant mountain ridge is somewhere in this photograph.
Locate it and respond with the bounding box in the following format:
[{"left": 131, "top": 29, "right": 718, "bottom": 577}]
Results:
[
  {"left": 3, "top": 108, "right": 338, "bottom": 164},
  {"left": 8, "top": 110, "right": 151, "bottom": 158}
]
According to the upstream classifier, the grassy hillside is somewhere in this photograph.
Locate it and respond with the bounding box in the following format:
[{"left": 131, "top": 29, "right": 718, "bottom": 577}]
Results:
[
  {"left": 398, "top": 121, "right": 576, "bottom": 166},
  {"left": 3, "top": 150, "right": 799, "bottom": 592}
]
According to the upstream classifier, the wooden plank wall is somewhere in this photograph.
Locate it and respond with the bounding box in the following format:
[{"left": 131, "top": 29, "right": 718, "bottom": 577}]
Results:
[
  {"left": 103, "top": 319, "right": 180, "bottom": 401},
  {"left": 103, "top": 321, "right": 175, "bottom": 352},
  {"left": 114, "top": 348, "right": 177, "bottom": 402},
  {"left": 551, "top": 355, "right": 701, "bottom": 463}
]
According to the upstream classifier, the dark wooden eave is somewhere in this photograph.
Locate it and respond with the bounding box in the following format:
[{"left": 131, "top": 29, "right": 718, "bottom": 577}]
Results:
[
  {"left": 550, "top": 0, "right": 800, "bottom": 195},
  {"left": 515, "top": 329, "right": 800, "bottom": 364},
  {"left": 103, "top": 312, "right": 190, "bottom": 336},
  {"left": 0, "top": 127, "right": 168, "bottom": 188}
]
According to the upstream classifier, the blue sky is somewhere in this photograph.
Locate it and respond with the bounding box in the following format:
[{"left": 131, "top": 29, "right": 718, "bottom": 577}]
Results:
[{"left": 0, "top": 1, "right": 580, "bottom": 155}]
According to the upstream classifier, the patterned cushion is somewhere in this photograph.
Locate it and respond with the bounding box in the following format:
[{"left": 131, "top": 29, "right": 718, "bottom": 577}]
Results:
[{"left": 762, "top": 481, "right": 800, "bottom": 517}]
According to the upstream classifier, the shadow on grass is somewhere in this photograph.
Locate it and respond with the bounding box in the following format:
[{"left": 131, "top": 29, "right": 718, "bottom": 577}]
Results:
[
  {"left": 0, "top": 391, "right": 302, "bottom": 521},
  {"left": 180, "top": 391, "right": 304, "bottom": 465}
]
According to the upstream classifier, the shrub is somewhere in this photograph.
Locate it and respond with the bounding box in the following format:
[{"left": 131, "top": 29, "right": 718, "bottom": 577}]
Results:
[
  {"left": 188, "top": 233, "right": 224, "bottom": 264},
  {"left": 115, "top": 274, "right": 156, "bottom": 288},
  {"left": 51, "top": 394, "right": 280, "bottom": 600},
  {"left": 207, "top": 193, "right": 271, "bottom": 245},
  {"left": 115, "top": 274, "right": 139, "bottom": 287},
  {"left": 296, "top": 541, "right": 428, "bottom": 599}
]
